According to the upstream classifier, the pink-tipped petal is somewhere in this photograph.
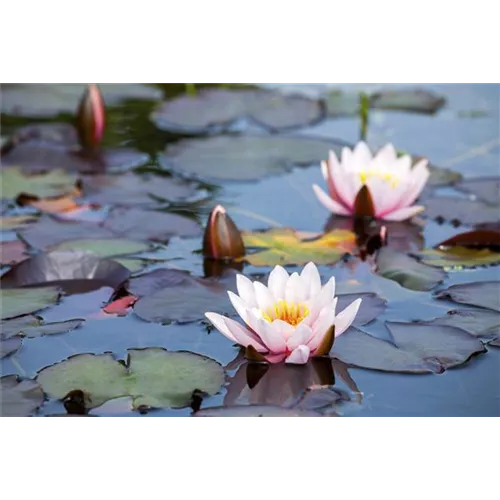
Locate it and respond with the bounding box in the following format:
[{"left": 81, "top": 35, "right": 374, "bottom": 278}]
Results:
[
  {"left": 253, "top": 318, "right": 287, "bottom": 353},
  {"left": 271, "top": 319, "right": 295, "bottom": 340},
  {"left": 402, "top": 159, "right": 430, "bottom": 207},
  {"left": 334, "top": 298, "right": 362, "bottom": 337},
  {"left": 236, "top": 274, "right": 258, "bottom": 308},
  {"left": 263, "top": 353, "right": 288, "bottom": 364},
  {"left": 285, "top": 345, "right": 311, "bottom": 364},
  {"left": 205, "top": 313, "right": 267, "bottom": 352},
  {"left": 312, "top": 185, "right": 351, "bottom": 215},
  {"left": 267, "top": 265, "right": 289, "bottom": 301},
  {"left": 383, "top": 205, "right": 425, "bottom": 221},
  {"left": 287, "top": 323, "right": 313, "bottom": 351}
]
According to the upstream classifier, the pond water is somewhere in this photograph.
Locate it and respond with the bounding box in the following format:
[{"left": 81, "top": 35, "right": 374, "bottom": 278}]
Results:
[{"left": 1, "top": 83, "right": 499, "bottom": 417}]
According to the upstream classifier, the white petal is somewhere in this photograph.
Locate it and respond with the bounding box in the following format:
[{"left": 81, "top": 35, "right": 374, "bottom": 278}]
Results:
[
  {"left": 236, "top": 274, "right": 257, "bottom": 308},
  {"left": 287, "top": 323, "right": 313, "bottom": 351},
  {"left": 404, "top": 159, "right": 430, "bottom": 206},
  {"left": 228, "top": 291, "right": 251, "bottom": 324},
  {"left": 353, "top": 141, "right": 372, "bottom": 167},
  {"left": 205, "top": 313, "right": 267, "bottom": 352},
  {"left": 271, "top": 319, "right": 295, "bottom": 340},
  {"left": 267, "top": 265, "right": 289, "bottom": 301},
  {"left": 374, "top": 143, "right": 397, "bottom": 165},
  {"left": 382, "top": 205, "right": 425, "bottom": 221},
  {"left": 285, "top": 345, "right": 311, "bottom": 364},
  {"left": 252, "top": 317, "right": 287, "bottom": 353},
  {"left": 285, "top": 272, "right": 304, "bottom": 304},
  {"left": 334, "top": 298, "right": 362, "bottom": 337},
  {"left": 312, "top": 184, "right": 351, "bottom": 215},
  {"left": 253, "top": 281, "right": 275, "bottom": 312},
  {"left": 300, "top": 261, "right": 322, "bottom": 299},
  {"left": 308, "top": 307, "right": 336, "bottom": 351}
]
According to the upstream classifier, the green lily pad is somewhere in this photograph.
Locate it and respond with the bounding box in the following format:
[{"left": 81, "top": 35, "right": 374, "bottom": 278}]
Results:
[
  {"left": 37, "top": 348, "right": 225, "bottom": 411},
  {"left": 151, "top": 88, "right": 322, "bottom": 134},
  {"left": 114, "top": 258, "right": 148, "bottom": 273},
  {"left": 0, "top": 375, "right": 45, "bottom": 417},
  {"left": 0, "top": 287, "right": 60, "bottom": 319},
  {"left": 48, "top": 239, "right": 151, "bottom": 259},
  {"left": 376, "top": 247, "right": 446, "bottom": 291},
  {"left": 1, "top": 317, "right": 84, "bottom": 339},
  {"left": 160, "top": 135, "right": 346, "bottom": 182},
  {"left": 0, "top": 167, "right": 77, "bottom": 200},
  {"left": 435, "top": 281, "right": 500, "bottom": 312},
  {"left": 417, "top": 247, "right": 500, "bottom": 269}
]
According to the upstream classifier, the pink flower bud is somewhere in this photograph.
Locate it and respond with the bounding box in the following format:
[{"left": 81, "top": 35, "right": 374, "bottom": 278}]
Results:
[{"left": 76, "top": 84, "right": 105, "bottom": 150}]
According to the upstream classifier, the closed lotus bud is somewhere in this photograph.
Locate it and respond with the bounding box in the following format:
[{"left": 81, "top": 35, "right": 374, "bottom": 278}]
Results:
[
  {"left": 203, "top": 205, "right": 245, "bottom": 260},
  {"left": 76, "top": 83, "right": 105, "bottom": 150}
]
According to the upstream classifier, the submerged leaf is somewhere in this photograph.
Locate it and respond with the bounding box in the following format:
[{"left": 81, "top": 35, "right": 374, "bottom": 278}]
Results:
[
  {"left": 241, "top": 228, "right": 356, "bottom": 267},
  {"left": 37, "top": 348, "right": 225, "bottom": 411},
  {"left": 151, "top": 88, "right": 322, "bottom": 133},
  {"left": 0, "top": 287, "right": 60, "bottom": 319},
  {"left": 0, "top": 375, "right": 45, "bottom": 417},
  {"left": 376, "top": 247, "right": 446, "bottom": 291},
  {"left": 333, "top": 322, "right": 485, "bottom": 373},
  {"left": 435, "top": 281, "right": 500, "bottom": 312}
]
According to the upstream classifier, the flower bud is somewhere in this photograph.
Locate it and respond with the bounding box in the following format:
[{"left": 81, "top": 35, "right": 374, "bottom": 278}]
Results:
[
  {"left": 76, "top": 84, "right": 105, "bottom": 150},
  {"left": 203, "top": 205, "right": 245, "bottom": 260}
]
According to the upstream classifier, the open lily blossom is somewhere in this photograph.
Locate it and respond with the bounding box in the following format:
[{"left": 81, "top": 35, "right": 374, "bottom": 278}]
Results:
[
  {"left": 312, "top": 142, "right": 430, "bottom": 221},
  {"left": 205, "top": 262, "right": 361, "bottom": 365}
]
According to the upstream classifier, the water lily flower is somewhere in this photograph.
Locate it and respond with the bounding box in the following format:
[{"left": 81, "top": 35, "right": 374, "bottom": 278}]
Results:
[
  {"left": 203, "top": 205, "right": 245, "bottom": 260},
  {"left": 312, "top": 142, "right": 430, "bottom": 221},
  {"left": 76, "top": 83, "right": 105, "bottom": 150},
  {"left": 205, "top": 262, "right": 361, "bottom": 364}
]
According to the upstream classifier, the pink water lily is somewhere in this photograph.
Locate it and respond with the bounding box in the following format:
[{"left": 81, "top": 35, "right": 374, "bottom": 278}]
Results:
[
  {"left": 312, "top": 142, "right": 430, "bottom": 221},
  {"left": 205, "top": 262, "right": 361, "bottom": 365}
]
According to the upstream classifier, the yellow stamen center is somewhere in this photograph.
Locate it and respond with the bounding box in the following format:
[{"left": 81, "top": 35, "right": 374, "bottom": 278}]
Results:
[
  {"left": 262, "top": 300, "right": 310, "bottom": 326},
  {"left": 359, "top": 169, "right": 399, "bottom": 189}
]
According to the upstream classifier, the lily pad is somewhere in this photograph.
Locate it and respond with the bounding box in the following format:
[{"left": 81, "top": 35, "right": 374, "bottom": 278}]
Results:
[
  {"left": 241, "top": 228, "right": 356, "bottom": 267},
  {"left": 192, "top": 405, "right": 323, "bottom": 417},
  {"left": 376, "top": 247, "right": 446, "bottom": 291},
  {"left": 0, "top": 336, "right": 23, "bottom": 359},
  {"left": 337, "top": 293, "right": 386, "bottom": 326},
  {"left": 160, "top": 135, "right": 346, "bottom": 182},
  {"left": 435, "top": 281, "right": 500, "bottom": 312},
  {"left": 36, "top": 348, "right": 225, "bottom": 411},
  {"left": 101, "top": 207, "right": 201, "bottom": 241},
  {"left": 423, "top": 197, "right": 500, "bottom": 225},
  {"left": 1, "top": 83, "right": 163, "bottom": 117},
  {"left": 125, "top": 268, "right": 194, "bottom": 298},
  {"left": 436, "top": 229, "right": 500, "bottom": 248},
  {"left": 0, "top": 287, "right": 60, "bottom": 319},
  {"left": 417, "top": 247, "right": 500, "bottom": 268},
  {"left": 1, "top": 316, "right": 84, "bottom": 339},
  {"left": 82, "top": 173, "right": 198, "bottom": 206},
  {"left": 370, "top": 89, "right": 446, "bottom": 114},
  {"left": 0, "top": 375, "right": 45, "bottom": 417},
  {"left": 427, "top": 164, "right": 462, "bottom": 187},
  {"left": 48, "top": 239, "right": 151, "bottom": 259},
  {"left": 0, "top": 239, "right": 29, "bottom": 265},
  {"left": 133, "top": 272, "right": 235, "bottom": 324},
  {"left": 151, "top": 88, "right": 322, "bottom": 134},
  {"left": 455, "top": 177, "right": 500, "bottom": 205},
  {"left": 333, "top": 322, "right": 485, "bottom": 373},
  {"left": 0, "top": 167, "right": 77, "bottom": 200},
  {"left": 0, "top": 215, "right": 38, "bottom": 230},
  {"left": 1, "top": 251, "right": 130, "bottom": 294}
]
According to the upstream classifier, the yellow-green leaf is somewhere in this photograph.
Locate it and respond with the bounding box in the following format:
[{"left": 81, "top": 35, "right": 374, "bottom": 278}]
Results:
[{"left": 417, "top": 247, "right": 500, "bottom": 269}]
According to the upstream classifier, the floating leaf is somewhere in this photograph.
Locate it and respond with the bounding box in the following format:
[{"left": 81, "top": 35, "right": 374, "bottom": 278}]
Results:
[
  {"left": 0, "top": 167, "right": 78, "bottom": 200},
  {"left": 376, "top": 247, "right": 446, "bottom": 291},
  {"left": 192, "top": 405, "right": 323, "bottom": 417},
  {"left": 151, "top": 88, "right": 322, "bottom": 134},
  {"left": 0, "top": 287, "right": 60, "bottom": 319},
  {"left": 427, "top": 165, "right": 462, "bottom": 187},
  {"left": 125, "top": 268, "right": 193, "bottom": 298},
  {"left": 37, "top": 348, "right": 225, "bottom": 411},
  {"left": 48, "top": 239, "right": 151, "bottom": 259},
  {"left": 1, "top": 251, "right": 130, "bottom": 294},
  {"left": 417, "top": 247, "right": 500, "bottom": 268},
  {"left": 324, "top": 91, "right": 360, "bottom": 117},
  {"left": 0, "top": 336, "right": 23, "bottom": 359},
  {"left": 436, "top": 229, "right": 500, "bottom": 248},
  {"left": 0, "top": 215, "right": 38, "bottom": 230},
  {"left": 370, "top": 89, "right": 446, "bottom": 114},
  {"left": 160, "top": 135, "right": 345, "bottom": 182},
  {"left": 1, "top": 317, "right": 84, "bottom": 339},
  {"left": 0, "top": 315, "right": 40, "bottom": 338},
  {"left": 82, "top": 173, "right": 198, "bottom": 206},
  {"left": 333, "top": 323, "right": 485, "bottom": 373},
  {"left": 101, "top": 207, "right": 201, "bottom": 241},
  {"left": 1, "top": 83, "right": 163, "bottom": 117},
  {"left": 0, "top": 239, "right": 29, "bottom": 265},
  {"left": 113, "top": 258, "right": 147, "bottom": 273},
  {"left": 435, "top": 281, "right": 500, "bottom": 312},
  {"left": 0, "top": 375, "right": 45, "bottom": 417},
  {"left": 133, "top": 272, "right": 235, "bottom": 324},
  {"left": 423, "top": 197, "right": 499, "bottom": 225},
  {"left": 455, "top": 177, "right": 500, "bottom": 205},
  {"left": 337, "top": 293, "right": 386, "bottom": 326},
  {"left": 241, "top": 228, "right": 356, "bottom": 267}
]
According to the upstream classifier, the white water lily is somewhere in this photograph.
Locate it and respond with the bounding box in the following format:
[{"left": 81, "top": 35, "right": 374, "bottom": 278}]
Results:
[
  {"left": 205, "top": 262, "right": 361, "bottom": 364},
  {"left": 312, "top": 142, "right": 430, "bottom": 221}
]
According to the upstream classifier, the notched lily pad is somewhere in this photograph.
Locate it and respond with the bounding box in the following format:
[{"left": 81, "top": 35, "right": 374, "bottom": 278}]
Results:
[
  {"left": 0, "top": 375, "right": 45, "bottom": 417},
  {"left": 435, "top": 281, "right": 500, "bottom": 312},
  {"left": 333, "top": 322, "right": 485, "bottom": 373},
  {"left": 160, "top": 135, "right": 346, "bottom": 182},
  {"left": 0, "top": 287, "right": 60, "bottom": 319},
  {"left": 36, "top": 348, "right": 225, "bottom": 411},
  {"left": 376, "top": 247, "right": 446, "bottom": 291},
  {"left": 241, "top": 228, "right": 356, "bottom": 267},
  {"left": 1, "top": 250, "right": 130, "bottom": 294},
  {"left": 151, "top": 88, "right": 323, "bottom": 134}
]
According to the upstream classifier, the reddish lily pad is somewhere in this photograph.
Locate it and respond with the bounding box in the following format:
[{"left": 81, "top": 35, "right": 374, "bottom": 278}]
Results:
[
  {"left": 435, "top": 281, "right": 500, "bottom": 312},
  {"left": 0, "top": 375, "right": 45, "bottom": 417},
  {"left": 333, "top": 322, "right": 485, "bottom": 373},
  {"left": 436, "top": 229, "right": 500, "bottom": 248},
  {"left": 151, "top": 88, "right": 322, "bottom": 134}
]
